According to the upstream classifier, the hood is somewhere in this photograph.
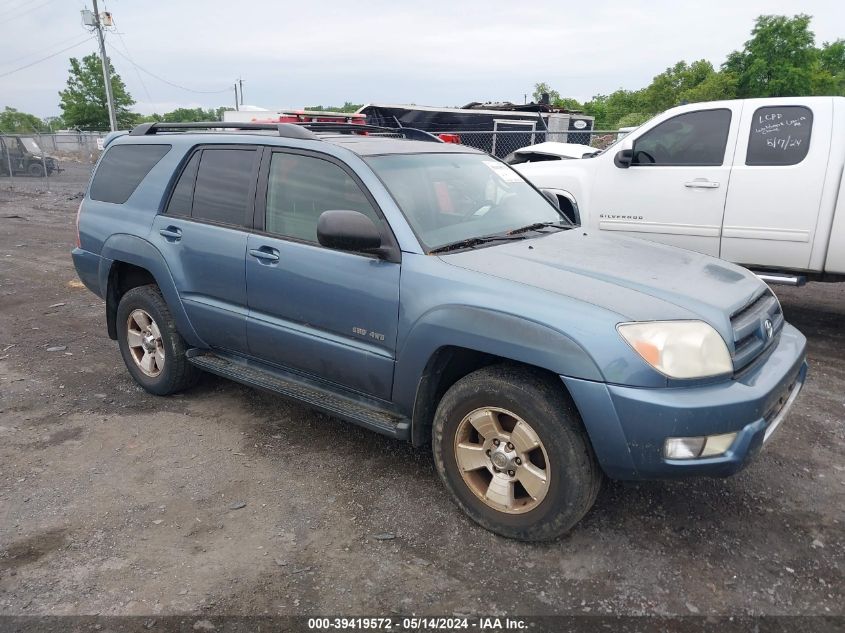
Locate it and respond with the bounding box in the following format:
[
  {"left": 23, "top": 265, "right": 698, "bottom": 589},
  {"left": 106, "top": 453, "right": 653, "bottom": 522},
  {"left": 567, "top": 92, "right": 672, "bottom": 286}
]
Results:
[{"left": 439, "top": 229, "right": 766, "bottom": 336}]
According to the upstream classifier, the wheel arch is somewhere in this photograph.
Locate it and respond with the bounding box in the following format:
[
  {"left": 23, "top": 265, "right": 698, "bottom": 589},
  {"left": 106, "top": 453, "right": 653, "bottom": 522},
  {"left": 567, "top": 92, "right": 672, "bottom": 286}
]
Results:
[
  {"left": 100, "top": 234, "right": 204, "bottom": 347},
  {"left": 397, "top": 306, "right": 604, "bottom": 447}
]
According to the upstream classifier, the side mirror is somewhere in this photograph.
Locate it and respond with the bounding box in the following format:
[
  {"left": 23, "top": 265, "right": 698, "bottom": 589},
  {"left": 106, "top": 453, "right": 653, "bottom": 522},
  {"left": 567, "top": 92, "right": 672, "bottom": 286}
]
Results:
[
  {"left": 541, "top": 189, "right": 560, "bottom": 209},
  {"left": 317, "top": 210, "right": 383, "bottom": 254},
  {"left": 614, "top": 149, "right": 634, "bottom": 169}
]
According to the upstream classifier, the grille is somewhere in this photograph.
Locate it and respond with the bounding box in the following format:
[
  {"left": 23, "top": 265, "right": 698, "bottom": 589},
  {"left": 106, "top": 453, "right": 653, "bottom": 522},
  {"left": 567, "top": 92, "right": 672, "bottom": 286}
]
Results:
[{"left": 730, "top": 290, "right": 784, "bottom": 371}]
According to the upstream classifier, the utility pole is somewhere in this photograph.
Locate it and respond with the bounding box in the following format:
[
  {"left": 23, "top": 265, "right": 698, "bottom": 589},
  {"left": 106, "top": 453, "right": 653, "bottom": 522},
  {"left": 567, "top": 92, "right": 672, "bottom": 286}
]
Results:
[
  {"left": 239, "top": 77, "right": 244, "bottom": 106},
  {"left": 91, "top": 0, "right": 117, "bottom": 131},
  {"left": 234, "top": 83, "right": 239, "bottom": 111}
]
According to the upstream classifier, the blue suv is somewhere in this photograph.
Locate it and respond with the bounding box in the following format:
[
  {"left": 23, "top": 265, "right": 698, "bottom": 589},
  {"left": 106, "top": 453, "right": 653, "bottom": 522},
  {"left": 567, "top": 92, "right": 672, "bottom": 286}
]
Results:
[{"left": 72, "top": 122, "right": 807, "bottom": 540}]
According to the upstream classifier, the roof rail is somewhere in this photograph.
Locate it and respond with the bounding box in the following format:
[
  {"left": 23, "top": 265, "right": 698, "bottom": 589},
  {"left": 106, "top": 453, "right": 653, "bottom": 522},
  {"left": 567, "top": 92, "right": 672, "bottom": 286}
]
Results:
[
  {"left": 127, "top": 121, "right": 443, "bottom": 143},
  {"left": 300, "top": 122, "right": 443, "bottom": 143},
  {"left": 129, "top": 121, "right": 318, "bottom": 140}
]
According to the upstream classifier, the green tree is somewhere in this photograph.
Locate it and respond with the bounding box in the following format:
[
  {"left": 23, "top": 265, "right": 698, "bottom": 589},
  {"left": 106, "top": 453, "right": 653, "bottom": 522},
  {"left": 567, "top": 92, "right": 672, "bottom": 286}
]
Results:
[
  {"left": 643, "top": 60, "right": 726, "bottom": 112},
  {"left": 679, "top": 70, "right": 738, "bottom": 103},
  {"left": 0, "top": 107, "right": 47, "bottom": 133},
  {"left": 532, "top": 82, "right": 561, "bottom": 104},
  {"left": 723, "top": 14, "right": 817, "bottom": 97},
  {"left": 815, "top": 39, "right": 845, "bottom": 94},
  {"left": 58, "top": 53, "right": 136, "bottom": 129},
  {"left": 615, "top": 112, "right": 651, "bottom": 128},
  {"left": 161, "top": 107, "right": 220, "bottom": 122},
  {"left": 305, "top": 102, "right": 363, "bottom": 113}
]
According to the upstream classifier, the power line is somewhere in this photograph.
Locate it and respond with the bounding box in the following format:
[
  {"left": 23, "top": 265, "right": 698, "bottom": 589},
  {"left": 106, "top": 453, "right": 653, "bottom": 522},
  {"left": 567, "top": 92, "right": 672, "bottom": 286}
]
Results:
[
  {"left": 108, "top": 20, "right": 153, "bottom": 103},
  {"left": 0, "top": 0, "right": 34, "bottom": 21},
  {"left": 0, "top": 0, "right": 60, "bottom": 25},
  {"left": 108, "top": 37, "right": 152, "bottom": 103},
  {"left": 0, "top": 36, "right": 93, "bottom": 79},
  {"left": 106, "top": 45, "right": 232, "bottom": 94},
  {"left": 0, "top": 32, "right": 91, "bottom": 70}
]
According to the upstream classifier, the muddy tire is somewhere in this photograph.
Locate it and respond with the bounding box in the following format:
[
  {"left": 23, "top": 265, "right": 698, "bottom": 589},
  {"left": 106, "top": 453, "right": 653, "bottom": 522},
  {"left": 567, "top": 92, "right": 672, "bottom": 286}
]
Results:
[
  {"left": 432, "top": 364, "right": 602, "bottom": 541},
  {"left": 28, "top": 163, "right": 44, "bottom": 178},
  {"left": 116, "top": 285, "right": 198, "bottom": 395}
]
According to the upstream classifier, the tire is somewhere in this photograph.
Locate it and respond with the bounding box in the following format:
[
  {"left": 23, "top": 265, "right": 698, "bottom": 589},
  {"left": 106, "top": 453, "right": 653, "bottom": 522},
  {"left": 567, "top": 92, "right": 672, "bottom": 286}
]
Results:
[
  {"left": 116, "top": 284, "right": 199, "bottom": 395},
  {"left": 432, "top": 364, "right": 602, "bottom": 541},
  {"left": 27, "top": 163, "right": 44, "bottom": 178}
]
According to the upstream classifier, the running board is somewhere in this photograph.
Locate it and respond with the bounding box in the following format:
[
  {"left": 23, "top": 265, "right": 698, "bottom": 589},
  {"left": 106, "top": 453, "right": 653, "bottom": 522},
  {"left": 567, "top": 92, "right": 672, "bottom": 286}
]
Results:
[{"left": 187, "top": 350, "right": 410, "bottom": 440}]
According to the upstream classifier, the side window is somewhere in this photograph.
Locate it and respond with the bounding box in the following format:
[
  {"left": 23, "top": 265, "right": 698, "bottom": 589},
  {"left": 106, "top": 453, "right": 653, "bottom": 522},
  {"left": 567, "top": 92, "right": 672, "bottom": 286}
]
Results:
[
  {"left": 632, "top": 109, "right": 731, "bottom": 166},
  {"left": 90, "top": 144, "right": 171, "bottom": 203},
  {"left": 265, "top": 152, "right": 380, "bottom": 243},
  {"left": 746, "top": 106, "right": 813, "bottom": 166},
  {"left": 191, "top": 148, "right": 258, "bottom": 226},
  {"left": 166, "top": 151, "right": 200, "bottom": 216}
]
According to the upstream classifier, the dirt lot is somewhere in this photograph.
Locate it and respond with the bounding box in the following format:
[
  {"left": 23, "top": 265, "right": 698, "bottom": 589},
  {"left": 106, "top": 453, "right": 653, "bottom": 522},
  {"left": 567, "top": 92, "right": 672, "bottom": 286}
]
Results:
[{"left": 1, "top": 162, "right": 843, "bottom": 619}]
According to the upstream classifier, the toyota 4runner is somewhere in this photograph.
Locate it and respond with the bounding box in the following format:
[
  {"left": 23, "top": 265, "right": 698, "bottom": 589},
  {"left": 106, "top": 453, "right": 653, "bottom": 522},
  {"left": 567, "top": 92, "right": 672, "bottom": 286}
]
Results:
[{"left": 72, "top": 121, "right": 808, "bottom": 540}]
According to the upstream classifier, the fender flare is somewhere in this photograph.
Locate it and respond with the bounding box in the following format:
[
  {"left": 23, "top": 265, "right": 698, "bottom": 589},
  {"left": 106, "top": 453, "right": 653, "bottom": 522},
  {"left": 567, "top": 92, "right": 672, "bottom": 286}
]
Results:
[
  {"left": 99, "top": 233, "right": 205, "bottom": 347},
  {"left": 393, "top": 306, "right": 604, "bottom": 443}
]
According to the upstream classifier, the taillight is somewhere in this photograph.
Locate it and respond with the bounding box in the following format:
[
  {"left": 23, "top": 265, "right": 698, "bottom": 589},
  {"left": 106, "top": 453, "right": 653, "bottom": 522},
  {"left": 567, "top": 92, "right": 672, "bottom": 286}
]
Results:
[
  {"left": 438, "top": 133, "right": 461, "bottom": 144},
  {"left": 75, "top": 200, "right": 83, "bottom": 248}
]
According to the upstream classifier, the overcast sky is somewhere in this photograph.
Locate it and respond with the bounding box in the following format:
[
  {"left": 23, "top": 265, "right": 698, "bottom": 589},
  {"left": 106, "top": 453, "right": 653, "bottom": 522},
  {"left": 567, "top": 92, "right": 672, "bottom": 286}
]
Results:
[{"left": 0, "top": 0, "right": 841, "bottom": 119}]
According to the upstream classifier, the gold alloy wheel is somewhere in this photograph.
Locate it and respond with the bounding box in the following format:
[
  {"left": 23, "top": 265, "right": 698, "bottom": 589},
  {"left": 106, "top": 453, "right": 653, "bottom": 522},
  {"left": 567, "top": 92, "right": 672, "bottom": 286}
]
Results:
[
  {"left": 126, "top": 309, "right": 165, "bottom": 377},
  {"left": 453, "top": 407, "right": 551, "bottom": 514}
]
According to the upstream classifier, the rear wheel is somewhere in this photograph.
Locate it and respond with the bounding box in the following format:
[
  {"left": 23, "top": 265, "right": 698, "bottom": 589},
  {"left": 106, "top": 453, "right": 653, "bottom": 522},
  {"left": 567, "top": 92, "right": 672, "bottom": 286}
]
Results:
[
  {"left": 116, "top": 285, "right": 198, "bottom": 395},
  {"left": 433, "top": 364, "right": 601, "bottom": 541}
]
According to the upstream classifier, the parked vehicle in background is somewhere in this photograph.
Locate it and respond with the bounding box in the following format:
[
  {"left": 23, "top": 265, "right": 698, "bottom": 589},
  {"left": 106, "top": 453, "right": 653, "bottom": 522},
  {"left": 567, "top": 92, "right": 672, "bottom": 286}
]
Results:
[
  {"left": 515, "top": 97, "right": 845, "bottom": 285},
  {"left": 504, "top": 141, "right": 598, "bottom": 165},
  {"left": 359, "top": 98, "right": 594, "bottom": 158},
  {"left": 72, "top": 121, "right": 806, "bottom": 541},
  {"left": 222, "top": 108, "right": 366, "bottom": 125},
  {"left": 0, "top": 135, "right": 60, "bottom": 177}
]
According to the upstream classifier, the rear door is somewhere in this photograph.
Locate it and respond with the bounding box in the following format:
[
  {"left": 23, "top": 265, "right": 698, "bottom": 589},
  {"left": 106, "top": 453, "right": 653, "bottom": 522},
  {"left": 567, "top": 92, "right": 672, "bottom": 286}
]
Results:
[
  {"left": 589, "top": 106, "right": 741, "bottom": 256},
  {"left": 152, "top": 145, "right": 260, "bottom": 353},
  {"left": 720, "top": 100, "right": 831, "bottom": 270},
  {"left": 245, "top": 148, "right": 400, "bottom": 400}
]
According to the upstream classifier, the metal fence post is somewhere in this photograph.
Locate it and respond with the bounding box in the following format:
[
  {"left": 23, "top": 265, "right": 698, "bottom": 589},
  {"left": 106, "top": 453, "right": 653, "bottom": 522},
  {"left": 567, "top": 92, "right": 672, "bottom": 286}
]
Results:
[
  {"left": 2, "top": 133, "right": 14, "bottom": 187},
  {"left": 36, "top": 130, "right": 49, "bottom": 188}
]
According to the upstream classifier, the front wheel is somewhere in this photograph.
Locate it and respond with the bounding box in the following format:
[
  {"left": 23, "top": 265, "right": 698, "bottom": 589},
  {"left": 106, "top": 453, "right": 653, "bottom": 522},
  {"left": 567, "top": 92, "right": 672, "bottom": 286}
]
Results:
[
  {"left": 28, "top": 163, "right": 44, "bottom": 177},
  {"left": 433, "top": 364, "right": 601, "bottom": 541}
]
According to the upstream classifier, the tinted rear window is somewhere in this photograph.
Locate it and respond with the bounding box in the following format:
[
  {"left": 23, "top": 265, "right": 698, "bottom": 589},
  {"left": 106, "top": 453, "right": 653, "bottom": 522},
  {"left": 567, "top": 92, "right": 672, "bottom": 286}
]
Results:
[
  {"left": 191, "top": 149, "right": 258, "bottom": 226},
  {"left": 89, "top": 144, "right": 171, "bottom": 204}
]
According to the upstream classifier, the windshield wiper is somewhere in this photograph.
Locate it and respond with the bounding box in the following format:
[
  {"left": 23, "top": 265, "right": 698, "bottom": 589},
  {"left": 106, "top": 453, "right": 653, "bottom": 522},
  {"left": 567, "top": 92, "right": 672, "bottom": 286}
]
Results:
[
  {"left": 507, "top": 221, "right": 568, "bottom": 235},
  {"left": 429, "top": 233, "right": 527, "bottom": 254}
]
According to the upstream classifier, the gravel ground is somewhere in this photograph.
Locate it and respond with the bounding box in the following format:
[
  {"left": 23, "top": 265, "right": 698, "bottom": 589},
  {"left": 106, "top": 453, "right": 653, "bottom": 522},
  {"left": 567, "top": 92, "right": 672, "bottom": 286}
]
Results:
[{"left": 0, "top": 163, "right": 843, "bottom": 618}]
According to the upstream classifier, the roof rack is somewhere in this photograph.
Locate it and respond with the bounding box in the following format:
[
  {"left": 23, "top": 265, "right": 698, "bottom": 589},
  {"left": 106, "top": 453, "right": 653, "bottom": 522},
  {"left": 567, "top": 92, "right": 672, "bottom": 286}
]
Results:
[
  {"left": 128, "top": 121, "right": 443, "bottom": 143},
  {"left": 129, "top": 121, "right": 317, "bottom": 140}
]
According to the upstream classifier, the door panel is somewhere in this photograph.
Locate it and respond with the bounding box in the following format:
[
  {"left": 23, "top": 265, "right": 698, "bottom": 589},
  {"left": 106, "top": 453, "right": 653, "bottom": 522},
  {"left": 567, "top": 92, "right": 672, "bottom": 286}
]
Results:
[
  {"left": 589, "top": 107, "right": 740, "bottom": 256},
  {"left": 152, "top": 146, "right": 259, "bottom": 353},
  {"left": 152, "top": 216, "right": 248, "bottom": 351},
  {"left": 246, "top": 149, "right": 400, "bottom": 400},
  {"left": 246, "top": 236, "right": 400, "bottom": 398},
  {"left": 720, "top": 101, "right": 831, "bottom": 270}
]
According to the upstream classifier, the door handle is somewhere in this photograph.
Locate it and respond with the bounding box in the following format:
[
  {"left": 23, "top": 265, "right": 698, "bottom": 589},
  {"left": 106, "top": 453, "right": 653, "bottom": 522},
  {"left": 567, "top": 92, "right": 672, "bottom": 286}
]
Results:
[
  {"left": 159, "top": 226, "right": 182, "bottom": 241},
  {"left": 684, "top": 180, "right": 720, "bottom": 189},
  {"left": 249, "top": 247, "right": 280, "bottom": 263}
]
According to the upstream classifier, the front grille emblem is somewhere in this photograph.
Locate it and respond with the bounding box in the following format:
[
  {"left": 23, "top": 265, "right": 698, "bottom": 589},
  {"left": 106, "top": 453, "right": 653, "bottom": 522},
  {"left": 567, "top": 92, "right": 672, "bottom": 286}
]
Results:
[{"left": 763, "top": 319, "right": 774, "bottom": 340}]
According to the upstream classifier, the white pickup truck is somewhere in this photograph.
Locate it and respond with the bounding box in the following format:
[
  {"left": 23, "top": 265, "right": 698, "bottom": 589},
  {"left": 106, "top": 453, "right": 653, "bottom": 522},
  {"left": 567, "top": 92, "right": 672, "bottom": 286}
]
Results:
[{"left": 515, "top": 97, "right": 845, "bottom": 285}]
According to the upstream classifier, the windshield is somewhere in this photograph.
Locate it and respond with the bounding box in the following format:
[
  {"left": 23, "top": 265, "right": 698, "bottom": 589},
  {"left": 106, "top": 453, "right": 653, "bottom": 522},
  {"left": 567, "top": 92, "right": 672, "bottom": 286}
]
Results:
[
  {"left": 20, "top": 137, "right": 41, "bottom": 153},
  {"left": 366, "top": 153, "right": 566, "bottom": 251}
]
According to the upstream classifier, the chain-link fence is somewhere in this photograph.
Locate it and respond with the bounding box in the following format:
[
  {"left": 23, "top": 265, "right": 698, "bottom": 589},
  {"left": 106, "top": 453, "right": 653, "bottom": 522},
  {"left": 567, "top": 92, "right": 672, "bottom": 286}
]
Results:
[
  {"left": 442, "top": 129, "right": 627, "bottom": 159},
  {"left": 1, "top": 131, "right": 105, "bottom": 186}
]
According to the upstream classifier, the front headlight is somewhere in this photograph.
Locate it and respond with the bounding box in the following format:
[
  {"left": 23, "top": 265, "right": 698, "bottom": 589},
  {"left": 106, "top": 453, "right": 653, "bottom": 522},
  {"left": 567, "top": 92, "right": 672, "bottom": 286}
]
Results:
[{"left": 617, "top": 320, "right": 732, "bottom": 379}]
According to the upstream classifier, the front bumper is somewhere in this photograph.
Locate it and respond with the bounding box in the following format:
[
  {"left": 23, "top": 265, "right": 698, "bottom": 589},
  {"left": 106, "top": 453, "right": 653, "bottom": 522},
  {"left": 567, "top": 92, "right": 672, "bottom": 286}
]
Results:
[{"left": 562, "top": 323, "right": 807, "bottom": 480}]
